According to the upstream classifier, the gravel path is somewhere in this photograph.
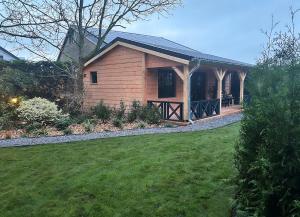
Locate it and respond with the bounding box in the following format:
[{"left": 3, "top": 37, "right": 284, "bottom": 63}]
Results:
[{"left": 0, "top": 113, "right": 242, "bottom": 148}]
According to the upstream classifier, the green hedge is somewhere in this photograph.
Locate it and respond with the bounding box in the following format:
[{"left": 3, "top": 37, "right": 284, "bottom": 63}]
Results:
[{"left": 234, "top": 64, "right": 300, "bottom": 217}]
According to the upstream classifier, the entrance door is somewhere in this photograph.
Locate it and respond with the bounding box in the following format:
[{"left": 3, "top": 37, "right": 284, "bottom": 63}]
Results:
[{"left": 191, "top": 72, "right": 206, "bottom": 101}]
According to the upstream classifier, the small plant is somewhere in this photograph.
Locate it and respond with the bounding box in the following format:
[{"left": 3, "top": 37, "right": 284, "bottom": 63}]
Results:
[
  {"left": 73, "top": 113, "right": 92, "bottom": 124},
  {"left": 91, "top": 101, "right": 112, "bottom": 123},
  {"left": 24, "top": 122, "right": 43, "bottom": 133},
  {"left": 83, "top": 119, "right": 94, "bottom": 133},
  {"left": 137, "top": 121, "right": 147, "bottom": 129},
  {"left": 30, "top": 128, "right": 48, "bottom": 137},
  {"left": 63, "top": 128, "right": 72, "bottom": 135},
  {"left": 55, "top": 117, "right": 73, "bottom": 131},
  {"left": 17, "top": 97, "right": 67, "bottom": 125},
  {"left": 127, "top": 100, "right": 142, "bottom": 122},
  {"left": 115, "top": 100, "right": 126, "bottom": 120},
  {"left": 140, "top": 106, "right": 161, "bottom": 125},
  {"left": 112, "top": 118, "right": 123, "bottom": 129}
]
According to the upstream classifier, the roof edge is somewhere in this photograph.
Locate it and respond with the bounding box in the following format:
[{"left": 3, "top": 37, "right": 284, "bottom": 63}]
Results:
[
  {"left": 84, "top": 37, "right": 191, "bottom": 67},
  {"left": 0, "top": 46, "right": 19, "bottom": 60}
]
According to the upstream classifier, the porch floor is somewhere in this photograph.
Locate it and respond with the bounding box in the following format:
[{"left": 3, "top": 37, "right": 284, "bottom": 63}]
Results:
[
  {"left": 192, "top": 105, "right": 242, "bottom": 125},
  {"left": 221, "top": 105, "right": 242, "bottom": 116}
]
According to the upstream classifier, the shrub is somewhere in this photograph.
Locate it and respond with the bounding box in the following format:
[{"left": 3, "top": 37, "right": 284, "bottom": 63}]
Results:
[
  {"left": 30, "top": 128, "right": 48, "bottom": 137},
  {"left": 83, "top": 119, "right": 94, "bottom": 133},
  {"left": 137, "top": 121, "right": 147, "bottom": 129},
  {"left": 24, "top": 122, "right": 43, "bottom": 133},
  {"left": 234, "top": 65, "right": 300, "bottom": 217},
  {"left": 17, "top": 97, "right": 67, "bottom": 125},
  {"left": 63, "top": 128, "right": 72, "bottom": 135},
  {"left": 91, "top": 101, "right": 112, "bottom": 123},
  {"left": 140, "top": 106, "right": 161, "bottom": 125},
  {"left": 114, "top": 100, "right": 126, "bottom": 120},
  {"left": 112, "top": 118, "right": 123, "bottom": 129},
  {"left": 127, "top": 100, "right": 142, "bottom": 122},
  {"left": 73, "top": 113, "right": 92, "bottom": 124},
  {"left": 0, "top": 101, "right": 18, "bottom": 130},
  {"left": 55, "top": 117, "right": 73, "bottom": 131}
]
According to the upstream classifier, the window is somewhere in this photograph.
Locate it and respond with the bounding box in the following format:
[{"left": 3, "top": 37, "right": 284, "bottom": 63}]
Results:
[
  {"left": 158, "top": 69, "right": 176, "bottom": 98},
  {"left": 0, "top": 56, "right": 3, "bottom": 61},
  {"left": 90, "top": 71, "right": 98, "bottom": 84}
]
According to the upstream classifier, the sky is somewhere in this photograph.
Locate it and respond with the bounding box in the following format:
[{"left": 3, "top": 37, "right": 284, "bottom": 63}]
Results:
[
  {"left": 2, "top": 0, "right": 300, "bottom": 64},
  {"left": 123, "top": 0, "right": 300, "bottom": 64}
]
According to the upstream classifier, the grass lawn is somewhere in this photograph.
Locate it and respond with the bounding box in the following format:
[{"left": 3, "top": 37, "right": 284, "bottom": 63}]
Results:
[{"left": 0, "top": 123, "right": 240, "bottom": 217}]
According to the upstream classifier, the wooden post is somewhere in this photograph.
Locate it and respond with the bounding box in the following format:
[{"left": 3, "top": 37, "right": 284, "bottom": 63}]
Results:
[
  {"left": 171, "top": 66, "right": 190, "bottom": 121},
  {"left": 238, "top": 71, "right": 247, "bottom": 104},
  {"left": 183, "top": 65, "right": 190, "bottom": 121},
  {"left": 214, "top": 68, "right": 226, "bottom": 114}
]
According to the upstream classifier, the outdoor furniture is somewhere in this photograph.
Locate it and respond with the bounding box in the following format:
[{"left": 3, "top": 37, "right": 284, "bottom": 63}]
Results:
[{"left": 222, "top": 95, "right": 234, "bottom": 107}]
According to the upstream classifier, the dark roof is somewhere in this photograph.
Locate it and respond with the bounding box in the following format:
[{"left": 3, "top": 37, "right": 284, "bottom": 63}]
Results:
[
  {"left": 0, "top": 46, "right": 19, "bottom": 60},
  {"left": 86, "top": 28, "right": 252, "bottom": 68}
]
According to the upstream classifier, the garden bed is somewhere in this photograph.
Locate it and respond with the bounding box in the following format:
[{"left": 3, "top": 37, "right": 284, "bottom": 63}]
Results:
[
  {"left": 0, "top": 98, "right": 178, "bottom": 140},
  {"left": 0, "top": 120, "right": 169, "bottom": 140}
]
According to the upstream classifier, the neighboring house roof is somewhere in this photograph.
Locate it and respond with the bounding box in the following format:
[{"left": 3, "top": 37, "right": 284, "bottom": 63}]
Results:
[
  {"left": 85, "top": 28, "right": 252, "bottom": 68},
  {"left": 0, "top": 46, "right": 19, "bottom": 60}
]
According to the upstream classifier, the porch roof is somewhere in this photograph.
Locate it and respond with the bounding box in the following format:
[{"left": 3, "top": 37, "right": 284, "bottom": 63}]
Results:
[{"left": 85, "top": 28, "right": 253, "bottom": 68}]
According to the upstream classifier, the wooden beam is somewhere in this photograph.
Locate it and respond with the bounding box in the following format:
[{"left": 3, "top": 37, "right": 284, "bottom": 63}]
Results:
[
  {"left": 213, "top": 68, "right": 227, "bottom": 81},
  {"left": 172, "top": 66, "right": 185, "bottom": 81},
  {"left": 238, "top": 71, "right": 247, "bottom": 81},
  {"left": 238, "top": 71, "right": 247, "bottom": 103},
  {"left": 182, "top": 65, "right": 190, "bottom": 121},
  {"left": 213, "top": 68, "right": 227, "bottom": 114}
]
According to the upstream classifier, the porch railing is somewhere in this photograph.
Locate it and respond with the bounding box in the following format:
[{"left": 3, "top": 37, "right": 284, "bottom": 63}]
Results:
[
  {"left": 191, "top": 99, "right": 220, "bottom": 120},
  {"left": 147, "top": 101, "right": 183, "bottom": 121}
]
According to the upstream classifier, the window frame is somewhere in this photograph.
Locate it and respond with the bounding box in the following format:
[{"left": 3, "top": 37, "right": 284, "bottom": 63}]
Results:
[
  {"left": 90, "top": 71, "right": 98, "bottom": 84},
  {"left": 158, "top": 69, "right": 176, "bottom": 98}
]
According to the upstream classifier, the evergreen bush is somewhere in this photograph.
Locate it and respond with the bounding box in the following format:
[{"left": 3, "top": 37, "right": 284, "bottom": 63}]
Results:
[
  {"left": 234, "top": 65, "right": 300, "bottom": 217},
  {"left": 17, "top": 97, "right": 67, "bottom": 125},
  {"left": 91, "top": 101, "right": 112, "bottom": 123}
]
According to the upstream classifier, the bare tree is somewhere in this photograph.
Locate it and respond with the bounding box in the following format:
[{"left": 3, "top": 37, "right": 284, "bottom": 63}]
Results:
[
  {"left": 259, "top": 7, "right": 300, "bottom": 66},
  {"left": 0, "top": 0, "right": 181, "bottom": 110}
]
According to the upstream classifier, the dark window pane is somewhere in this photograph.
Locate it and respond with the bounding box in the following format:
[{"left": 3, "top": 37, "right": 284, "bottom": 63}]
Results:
[
  {"left": 158, "top": 69, "right": 176, "bottom": 98},
  {"left": 90, "top": 71, "right": 97, "bottom": 84}
]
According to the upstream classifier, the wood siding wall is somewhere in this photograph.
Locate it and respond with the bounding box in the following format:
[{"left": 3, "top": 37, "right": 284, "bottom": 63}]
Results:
[
  {"left": 83, "top": 45, "right": 186, "bottom": 109},
  {"left": 146, "top": 54, "right": 181, "bottom": 68},
  {"left": 83, "top": 45, "right": 145, "bottom": 108}
]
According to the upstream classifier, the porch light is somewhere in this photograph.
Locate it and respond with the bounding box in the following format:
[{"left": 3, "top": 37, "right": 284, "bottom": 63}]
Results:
[{"left": 10, "top": 97, "right": 19, "bottom": 104}]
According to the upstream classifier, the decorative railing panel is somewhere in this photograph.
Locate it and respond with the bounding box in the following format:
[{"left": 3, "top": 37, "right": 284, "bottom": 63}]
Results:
[
  {"left": 191, "top": 99, "right": 220, "bottom": 120},
  {"left": 147, "top": 101, "right": 183, "bottom": 121}
]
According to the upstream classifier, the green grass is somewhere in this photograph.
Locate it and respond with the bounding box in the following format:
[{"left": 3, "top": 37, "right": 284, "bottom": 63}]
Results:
[{"left": 0, "top": 123, "right": 240, "bottom": 217}]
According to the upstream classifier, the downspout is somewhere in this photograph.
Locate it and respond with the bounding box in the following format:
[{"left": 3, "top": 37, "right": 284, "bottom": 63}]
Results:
[{"left": 188, "top": 59, "right": 201, "bottom": 124}]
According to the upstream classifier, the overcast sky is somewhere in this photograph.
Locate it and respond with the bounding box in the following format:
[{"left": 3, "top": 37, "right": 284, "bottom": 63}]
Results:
[
  {"left": 123, "top": 0, "right": 300, "bottom": 64},
  {"left": 2, "top": 0, "right": 300, "bottom": 63}
]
